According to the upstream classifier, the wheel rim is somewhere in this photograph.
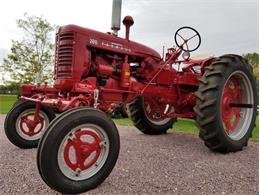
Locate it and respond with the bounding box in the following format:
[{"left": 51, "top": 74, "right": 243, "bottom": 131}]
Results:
[
  {"left": 57, "top": 124, "right": 109, "bottom": 181},
  {"left": 221, "top": 70, "right": 254, "bottom": 140},
  {"left": 16, "top": 109, "right": 49, "bottom": 140},
  {"left": 143, "top": 97, "right": 173, "bottom": 125}
]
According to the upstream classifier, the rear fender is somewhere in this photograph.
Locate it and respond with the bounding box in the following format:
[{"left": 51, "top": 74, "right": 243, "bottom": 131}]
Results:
[{"left": 200, "top": 57, "right": 215, "bottom": 75}]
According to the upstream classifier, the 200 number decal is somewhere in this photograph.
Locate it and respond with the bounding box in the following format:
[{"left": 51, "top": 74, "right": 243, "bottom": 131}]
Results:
[{"left": 90, "top": 38, "right": 98, "bottom": 45}]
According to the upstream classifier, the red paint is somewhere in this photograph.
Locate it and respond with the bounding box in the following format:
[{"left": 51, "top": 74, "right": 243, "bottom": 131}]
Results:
[
  {"left": 18, "top": 17, "right": 219, "bottom": 123},
  {"left": 19, "top": 113, "right": 44, "bottom": 136},
  {"left": 63, "top": 130, "right": 101, "bottom": 171},
  {"left": 120, "top": 56, "right": 131, "bottom": 88},
  {"left": 123, "top": 16, "right": 134, "bottom": 40},
  {"left": 221, "top": 76, "right": 241, "bottom": 134}
]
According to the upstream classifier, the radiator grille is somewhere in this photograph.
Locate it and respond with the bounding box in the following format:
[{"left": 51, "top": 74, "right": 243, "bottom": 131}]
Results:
[{"left": 55, "top": 32, "right": 74, "bottom": 78}]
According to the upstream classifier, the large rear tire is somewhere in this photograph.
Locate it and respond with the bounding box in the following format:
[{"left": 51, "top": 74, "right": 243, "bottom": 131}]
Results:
[
  {"left": 37, "top": 107, "right": 120, "bottom": 194},
  {"left": 4, "top": 101, "right": 55, "bottom": 148},
  {"left": 194, "top": 54, "right": 257, "bottom": 153},
  {"left": 128, "top": 96, "right": 175, "bottom": 135}
]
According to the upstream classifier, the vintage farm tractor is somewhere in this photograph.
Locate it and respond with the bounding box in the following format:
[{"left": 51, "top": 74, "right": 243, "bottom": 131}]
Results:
[{"left": 4, "top": 0, "right": 257, "bottom": 193}]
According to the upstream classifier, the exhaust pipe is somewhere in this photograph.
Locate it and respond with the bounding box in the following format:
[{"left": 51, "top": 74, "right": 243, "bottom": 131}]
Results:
[{"left": 111, "top": 0, "right": 122, "bottom": 36}]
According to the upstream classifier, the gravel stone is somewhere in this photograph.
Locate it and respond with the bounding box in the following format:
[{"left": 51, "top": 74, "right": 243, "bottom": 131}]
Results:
[{"left": 0, "top": 115, "right": 258, "bottom": 194}]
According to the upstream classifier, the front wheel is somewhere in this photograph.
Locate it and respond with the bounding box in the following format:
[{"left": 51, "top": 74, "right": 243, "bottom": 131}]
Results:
[
  {"left": 37, "top": 107, "right": 120, "bottom": 194},
  {"left": 194, "top": 54, "right": 257, "bottom": 153},
  {"left": 4, "top": 101, "right": 55, "bottom": 148}
]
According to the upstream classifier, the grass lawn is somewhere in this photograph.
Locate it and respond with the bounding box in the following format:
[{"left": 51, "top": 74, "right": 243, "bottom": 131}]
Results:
[
  {"left": 114, "top": 117, "right": 259, "bottom": 141},
  {"left": 0, "top": 95, "right": 17, "bottom": 114},
  {"left": 0, "top": 94, "right": 258, "bottom": 140}
]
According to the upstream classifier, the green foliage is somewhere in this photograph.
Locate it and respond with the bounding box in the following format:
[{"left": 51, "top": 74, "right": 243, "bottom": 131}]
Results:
[
  {"left": 243, "top": 53, "right": 259, "bottom": 100},
  {"left": 243, "top": 52, "right": 259, "bottom": 68},
  {"left": 1, "top": 13, "right": 55, "bottom": 85},
  {"left": 0, "top": 83, "right": 19, "bottom": 94}
]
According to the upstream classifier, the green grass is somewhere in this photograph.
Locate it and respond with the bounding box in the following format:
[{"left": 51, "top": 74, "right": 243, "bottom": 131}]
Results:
[
  {"left": 113, "top": 117, "right": 200, "bottom": 133},
  {"left": 0, "top": 95, "right": 17, "bottom": 114},
  {"left": 0, "top": 94, "right": 258, "bottom": 140},
  {"left": 253, "top": 116, "right": 259, "bottom": 140},
  {"left": 113, "top": 116, "right": 259, "bottom": 141},
  {"left": 112, "top": 118, "right": 134, "bottom": 126}
]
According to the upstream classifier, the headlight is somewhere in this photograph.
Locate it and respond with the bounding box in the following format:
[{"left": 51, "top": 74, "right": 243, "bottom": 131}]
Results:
[{"left": 182, "top": 51, "right": 190, "bottom": 60}]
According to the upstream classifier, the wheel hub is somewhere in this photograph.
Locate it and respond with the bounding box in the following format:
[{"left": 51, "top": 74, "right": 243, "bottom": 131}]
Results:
[
  {"left": 221, "top": 76, "right": 242, "bottom": 134},
  {"left": 143, "top": 97, "right": 173, "bottom": 124},
  {"left": 63, "top": 130, "right": 102, "bottom": 172},
  {"left": 19, "top": 113, "right": 44, "bottom": 136}
]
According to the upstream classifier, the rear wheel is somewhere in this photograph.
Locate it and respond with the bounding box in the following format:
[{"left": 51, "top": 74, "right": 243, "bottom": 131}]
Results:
[
  {"left": 128, "top": 96, "right": 175, "bottom": 135},
  {"left": 37, "top": 107, "right": 120, "bottom": 194},
  {"left": 4, "top": 101, "right": 55, "bottom": 148},
  {"left": 194, "top": 54, "right": 257, "bottom": 153}
]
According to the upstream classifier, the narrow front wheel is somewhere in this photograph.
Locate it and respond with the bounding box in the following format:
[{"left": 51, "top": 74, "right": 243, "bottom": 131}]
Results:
[
  {"left": 37, "top": 107, "right": 120, "bottom": 194},
  {"left": 4, "top": 101, "right": 55, "bottom": 148}
]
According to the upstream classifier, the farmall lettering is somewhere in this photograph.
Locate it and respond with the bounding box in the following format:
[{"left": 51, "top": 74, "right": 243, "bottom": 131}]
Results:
[
  {"left": 102, "top": 41, "right": 131, "bottom": 52},
  {"left": 4, "top": 0, "right": 257, "bottom": 194}
]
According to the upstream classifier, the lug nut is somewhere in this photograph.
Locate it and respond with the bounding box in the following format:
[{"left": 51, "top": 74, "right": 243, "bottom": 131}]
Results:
[{"left": 75, "top": 168, "right": 81, "bottom": 176}]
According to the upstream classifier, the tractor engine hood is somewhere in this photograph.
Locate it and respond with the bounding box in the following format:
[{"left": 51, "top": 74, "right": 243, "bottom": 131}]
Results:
[{"left": 59, "top": 24, "right": 161, "bottom": 60}]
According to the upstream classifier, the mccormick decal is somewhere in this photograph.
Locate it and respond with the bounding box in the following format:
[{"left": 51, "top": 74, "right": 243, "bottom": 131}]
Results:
[
  {"left": 102, "top": 41, "right": 131, "bottom": 52},
  {"left": 89, "top": 38, "right": 131, "bottom": 52}
]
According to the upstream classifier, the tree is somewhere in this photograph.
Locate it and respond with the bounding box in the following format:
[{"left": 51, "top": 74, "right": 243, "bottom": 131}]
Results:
[
  {"left": 2, "top": 13, "right": 55, "bottom": 85},
  {"left": 0, "top": 83, "right": 19, "bottom": 94},
  {"left": 243, "top": 52, "right": 259, "bottom": 68},
  {"left": 243, "top": 52, "right": 259, "bottom": 80},
  {"left": 243, "top": 52, "right": 259, "bottom": 100}
]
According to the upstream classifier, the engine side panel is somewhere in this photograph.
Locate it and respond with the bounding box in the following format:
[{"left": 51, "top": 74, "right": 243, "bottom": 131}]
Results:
[{"left": 54, "top": 25, "right": 162, "bottom": 91}]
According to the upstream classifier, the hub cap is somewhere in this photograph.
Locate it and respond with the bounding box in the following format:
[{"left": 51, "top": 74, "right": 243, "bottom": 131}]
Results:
[
  {"left": 16, "top": 109, "right": 49, "bottom": 140},
  {"left": 57, "top": 124, "right": 109, "bottom": 180},
  {"left": 143, "top": 97, "right": 174, "bottom": 125},
  {"left": 221, "top": 71, "right": 254, "bottom": 140}
]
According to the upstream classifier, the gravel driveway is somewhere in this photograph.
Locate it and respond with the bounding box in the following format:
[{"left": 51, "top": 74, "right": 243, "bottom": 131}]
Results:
[{"left": 0, "top": 114, "right": 258, "bottom": 194}]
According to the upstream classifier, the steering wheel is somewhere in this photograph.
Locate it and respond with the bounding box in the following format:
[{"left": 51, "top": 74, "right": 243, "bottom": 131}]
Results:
[{"left": 174, "top": 26, "right": 201, "bottom": 52}]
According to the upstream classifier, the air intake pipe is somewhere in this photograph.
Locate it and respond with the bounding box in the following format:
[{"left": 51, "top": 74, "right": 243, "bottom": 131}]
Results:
[{"left": 111, "top": 0, "right": 122, "bottom": 36}]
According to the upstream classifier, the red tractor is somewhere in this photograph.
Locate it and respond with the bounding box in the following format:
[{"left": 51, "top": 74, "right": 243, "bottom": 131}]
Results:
[{"left": 4, "top": 0, "right": 257, "bottom": 193}]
